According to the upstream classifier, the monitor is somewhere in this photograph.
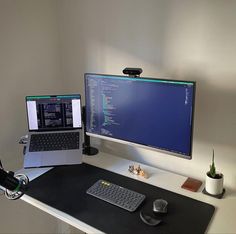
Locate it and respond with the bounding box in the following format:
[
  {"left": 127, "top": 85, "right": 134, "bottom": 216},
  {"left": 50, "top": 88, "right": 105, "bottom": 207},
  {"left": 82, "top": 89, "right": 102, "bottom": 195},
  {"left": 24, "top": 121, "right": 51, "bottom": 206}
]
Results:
[{"left": 84, "top": 74, "right": 195, "bottom": 158}]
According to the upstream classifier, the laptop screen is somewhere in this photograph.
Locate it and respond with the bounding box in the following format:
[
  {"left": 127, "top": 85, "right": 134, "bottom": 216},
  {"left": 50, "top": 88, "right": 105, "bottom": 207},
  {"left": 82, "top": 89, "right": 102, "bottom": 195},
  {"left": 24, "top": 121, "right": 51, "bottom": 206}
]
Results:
[{"left": 26, "top": 95, "right": 82, "bottom": 131}]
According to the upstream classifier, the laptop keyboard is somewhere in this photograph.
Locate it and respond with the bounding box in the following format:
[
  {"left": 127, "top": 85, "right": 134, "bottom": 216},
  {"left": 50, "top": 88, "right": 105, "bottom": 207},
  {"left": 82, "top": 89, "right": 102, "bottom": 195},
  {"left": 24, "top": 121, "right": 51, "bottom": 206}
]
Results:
[{"left": 29, "top": 132, "right": 80, "bottom": 152}]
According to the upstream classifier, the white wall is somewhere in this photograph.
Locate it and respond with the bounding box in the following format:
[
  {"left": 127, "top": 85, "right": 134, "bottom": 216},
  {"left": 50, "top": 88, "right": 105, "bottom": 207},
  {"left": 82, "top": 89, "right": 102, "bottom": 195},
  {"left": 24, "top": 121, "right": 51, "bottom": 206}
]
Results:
[
  {"left": 0, "top": 0, "right": 63, "bottom": 169},
  {"left": 0, "top": 0, "right": 62, "bottom": 233},
  {"left": 1, "top": 0, "right": 236, "bottom": 233},
  {"left": 59, "top": 0, "right": 236, "bottom": 190}
]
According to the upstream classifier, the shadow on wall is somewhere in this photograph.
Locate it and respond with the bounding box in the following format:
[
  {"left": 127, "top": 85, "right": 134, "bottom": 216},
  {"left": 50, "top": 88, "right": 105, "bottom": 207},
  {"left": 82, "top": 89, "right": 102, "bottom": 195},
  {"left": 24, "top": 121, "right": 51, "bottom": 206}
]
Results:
[
  {"left": 78, "top": 3, "right": 236, "bottom": 150},
  {"left": 61, "top": 1, "right": 236, "bottom": 151}
]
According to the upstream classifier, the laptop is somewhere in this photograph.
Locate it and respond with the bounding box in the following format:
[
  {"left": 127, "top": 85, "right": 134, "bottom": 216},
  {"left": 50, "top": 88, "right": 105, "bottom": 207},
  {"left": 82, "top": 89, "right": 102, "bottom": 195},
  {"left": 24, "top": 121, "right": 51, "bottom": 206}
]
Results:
[{"left": 24, "top": 94, "right": 83, "bottom": 168}]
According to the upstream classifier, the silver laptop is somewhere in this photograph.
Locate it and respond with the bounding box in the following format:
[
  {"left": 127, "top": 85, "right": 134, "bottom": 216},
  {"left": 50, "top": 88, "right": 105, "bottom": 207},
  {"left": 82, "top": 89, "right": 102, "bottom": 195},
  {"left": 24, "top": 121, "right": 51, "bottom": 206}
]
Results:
[{"left": 24, "top": 94, "right": 83, "bottom": 168}]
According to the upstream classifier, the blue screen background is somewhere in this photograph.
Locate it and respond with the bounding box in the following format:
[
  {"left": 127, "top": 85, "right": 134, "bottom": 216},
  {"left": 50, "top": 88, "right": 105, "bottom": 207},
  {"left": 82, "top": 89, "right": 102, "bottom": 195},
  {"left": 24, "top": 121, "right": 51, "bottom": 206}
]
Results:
[{"left": 85, "top": 75, "right": 195, "bottom": 157}]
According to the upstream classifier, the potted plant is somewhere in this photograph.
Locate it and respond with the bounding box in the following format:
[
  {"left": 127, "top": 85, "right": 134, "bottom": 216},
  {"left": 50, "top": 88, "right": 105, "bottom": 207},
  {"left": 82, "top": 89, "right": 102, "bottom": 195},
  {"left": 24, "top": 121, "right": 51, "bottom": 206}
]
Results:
[{"left": 205, "top": 149, "right": 224, "bottom": 195}]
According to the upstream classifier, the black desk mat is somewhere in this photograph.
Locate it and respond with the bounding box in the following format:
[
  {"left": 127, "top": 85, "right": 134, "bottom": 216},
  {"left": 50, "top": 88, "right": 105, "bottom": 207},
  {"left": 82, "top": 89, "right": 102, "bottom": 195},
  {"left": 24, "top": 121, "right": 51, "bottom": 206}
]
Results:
[{"left": 26, "top": 163, "right": 215, "bottom": 234}]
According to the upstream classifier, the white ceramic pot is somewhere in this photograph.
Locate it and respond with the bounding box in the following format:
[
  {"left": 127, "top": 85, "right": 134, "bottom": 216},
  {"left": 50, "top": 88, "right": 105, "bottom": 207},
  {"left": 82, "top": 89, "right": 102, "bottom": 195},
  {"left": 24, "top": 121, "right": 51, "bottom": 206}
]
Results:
[{"left": 205, "top": 172, "right": 224, "bottom": 195}]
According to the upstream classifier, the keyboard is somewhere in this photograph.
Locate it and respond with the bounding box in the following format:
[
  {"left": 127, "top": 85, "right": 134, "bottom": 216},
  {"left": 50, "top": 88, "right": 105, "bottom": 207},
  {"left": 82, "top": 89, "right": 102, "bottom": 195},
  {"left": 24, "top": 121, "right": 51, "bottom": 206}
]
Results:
[
  {"left": 29, "top": 132, "right": 80, "bottom": 152},
  {"left": 86, "top": 179, "right": 146, "bottom": 212}
]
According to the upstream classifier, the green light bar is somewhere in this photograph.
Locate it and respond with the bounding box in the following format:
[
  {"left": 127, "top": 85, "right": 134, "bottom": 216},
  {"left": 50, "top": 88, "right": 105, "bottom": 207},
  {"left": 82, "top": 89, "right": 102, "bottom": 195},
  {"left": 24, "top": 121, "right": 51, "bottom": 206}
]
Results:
[
  {"left": 26, "top": 96, "right": 51, "bottom": 100},
  {"left": 90, "top": 75, "right": 194, "bottom": 86},
  {"left": 26, "top": 95, "right": 80, "bottom": 100}
]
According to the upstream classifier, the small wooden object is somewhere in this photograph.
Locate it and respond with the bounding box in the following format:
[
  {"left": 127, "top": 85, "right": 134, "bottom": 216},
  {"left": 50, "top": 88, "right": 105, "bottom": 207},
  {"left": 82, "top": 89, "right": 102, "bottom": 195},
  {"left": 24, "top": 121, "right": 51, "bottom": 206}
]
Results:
[
  {"left": 128, "top": 164, "right": 148, "bottom": 179},
  {"left": 181, "top": 177, "right": 202, "bottom": 192}
]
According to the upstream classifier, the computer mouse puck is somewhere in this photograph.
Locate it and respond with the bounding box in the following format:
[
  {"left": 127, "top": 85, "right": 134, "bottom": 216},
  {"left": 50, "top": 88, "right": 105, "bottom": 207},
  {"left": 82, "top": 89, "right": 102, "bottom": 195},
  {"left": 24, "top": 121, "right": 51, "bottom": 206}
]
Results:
[{"left": 140, "top": 211, "right": 162, "bottom": 226}]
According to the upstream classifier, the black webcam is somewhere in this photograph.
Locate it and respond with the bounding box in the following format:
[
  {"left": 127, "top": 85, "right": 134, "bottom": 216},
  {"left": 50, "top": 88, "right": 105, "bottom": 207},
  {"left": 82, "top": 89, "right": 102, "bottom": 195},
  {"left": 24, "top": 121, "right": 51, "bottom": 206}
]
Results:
[{"left": 123, "top": 67, "right": 143, "bottom": 77}]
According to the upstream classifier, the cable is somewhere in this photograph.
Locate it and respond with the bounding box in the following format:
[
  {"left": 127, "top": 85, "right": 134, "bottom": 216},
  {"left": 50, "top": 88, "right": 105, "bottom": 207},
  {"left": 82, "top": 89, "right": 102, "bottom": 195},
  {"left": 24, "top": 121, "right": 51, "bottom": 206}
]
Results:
[{"left": 0, "top": 160, "right": 29, "bottom": 200}]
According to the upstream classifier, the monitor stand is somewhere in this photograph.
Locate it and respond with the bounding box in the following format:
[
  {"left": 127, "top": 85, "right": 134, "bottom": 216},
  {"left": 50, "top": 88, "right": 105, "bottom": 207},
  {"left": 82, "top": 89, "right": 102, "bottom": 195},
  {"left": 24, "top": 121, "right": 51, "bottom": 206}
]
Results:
[
  {"left": 82, "top": 106, "right": 99, "bottom": 156},
  {"left": 83, "top": 135, "right": 99, "bottom": 156}
]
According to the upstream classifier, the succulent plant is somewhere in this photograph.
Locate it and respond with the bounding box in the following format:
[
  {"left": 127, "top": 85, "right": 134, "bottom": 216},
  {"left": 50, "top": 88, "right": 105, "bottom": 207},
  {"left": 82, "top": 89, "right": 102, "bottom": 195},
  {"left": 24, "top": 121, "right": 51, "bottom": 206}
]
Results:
[{"left": 209, "top": 149, "right": 216, "bottom": 178}]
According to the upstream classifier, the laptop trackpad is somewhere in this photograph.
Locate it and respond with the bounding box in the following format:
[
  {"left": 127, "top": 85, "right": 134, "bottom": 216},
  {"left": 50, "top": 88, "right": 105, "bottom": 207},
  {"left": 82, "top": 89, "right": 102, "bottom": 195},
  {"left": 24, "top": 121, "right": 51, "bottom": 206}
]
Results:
[{"left": 41, "top": 152, "right": 67, "bottom": 166}]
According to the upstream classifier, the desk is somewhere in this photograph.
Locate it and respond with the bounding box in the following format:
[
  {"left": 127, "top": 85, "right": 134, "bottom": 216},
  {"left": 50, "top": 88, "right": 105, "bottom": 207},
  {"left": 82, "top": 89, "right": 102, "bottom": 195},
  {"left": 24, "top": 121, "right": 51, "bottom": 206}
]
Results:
[{"left": 20, "top": 152, "right": 236, "bottom": 233}]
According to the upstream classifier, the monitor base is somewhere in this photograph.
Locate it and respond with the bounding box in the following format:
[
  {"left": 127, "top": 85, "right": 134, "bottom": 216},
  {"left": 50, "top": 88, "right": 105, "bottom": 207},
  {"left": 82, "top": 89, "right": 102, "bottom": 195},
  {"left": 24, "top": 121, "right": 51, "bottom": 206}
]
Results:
[{"left": 83, "top": 146, "right": 99, "bottom": 156}]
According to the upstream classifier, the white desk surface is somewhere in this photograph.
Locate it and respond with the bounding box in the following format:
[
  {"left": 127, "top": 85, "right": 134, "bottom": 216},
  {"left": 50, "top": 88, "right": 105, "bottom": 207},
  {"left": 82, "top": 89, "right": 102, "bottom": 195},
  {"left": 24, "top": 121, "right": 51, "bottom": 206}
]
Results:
[{"left": 20, "top": 152, "right": 236, "bottom": 234}]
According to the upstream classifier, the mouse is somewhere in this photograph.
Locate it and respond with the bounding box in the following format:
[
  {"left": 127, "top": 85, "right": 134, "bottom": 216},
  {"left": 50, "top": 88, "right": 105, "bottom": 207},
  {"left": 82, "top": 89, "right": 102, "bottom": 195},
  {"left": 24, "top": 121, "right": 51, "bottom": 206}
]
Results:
[
  {"left": 153, "top": 199, "right": 168, "bottom": 213},
  {"left": 140, "top": 211, "right": 162, "bottom": 226}
]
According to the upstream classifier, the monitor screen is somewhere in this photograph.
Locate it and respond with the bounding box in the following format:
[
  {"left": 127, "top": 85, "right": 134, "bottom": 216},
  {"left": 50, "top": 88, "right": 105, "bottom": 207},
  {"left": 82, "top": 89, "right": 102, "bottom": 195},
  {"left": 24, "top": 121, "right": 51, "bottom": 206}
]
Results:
[
  {"left": 84, "top": 74, "right": 195, "bottom": 158},
  {"left": 26, "top": 94, "right": 82, "bottom": 131}
]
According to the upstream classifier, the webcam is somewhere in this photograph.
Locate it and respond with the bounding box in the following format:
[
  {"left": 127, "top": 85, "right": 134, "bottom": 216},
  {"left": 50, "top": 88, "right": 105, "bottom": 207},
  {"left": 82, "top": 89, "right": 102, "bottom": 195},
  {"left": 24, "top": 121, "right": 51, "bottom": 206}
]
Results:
[{"left": 123, "top": 67, "right": 143, "bottom": 77}]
